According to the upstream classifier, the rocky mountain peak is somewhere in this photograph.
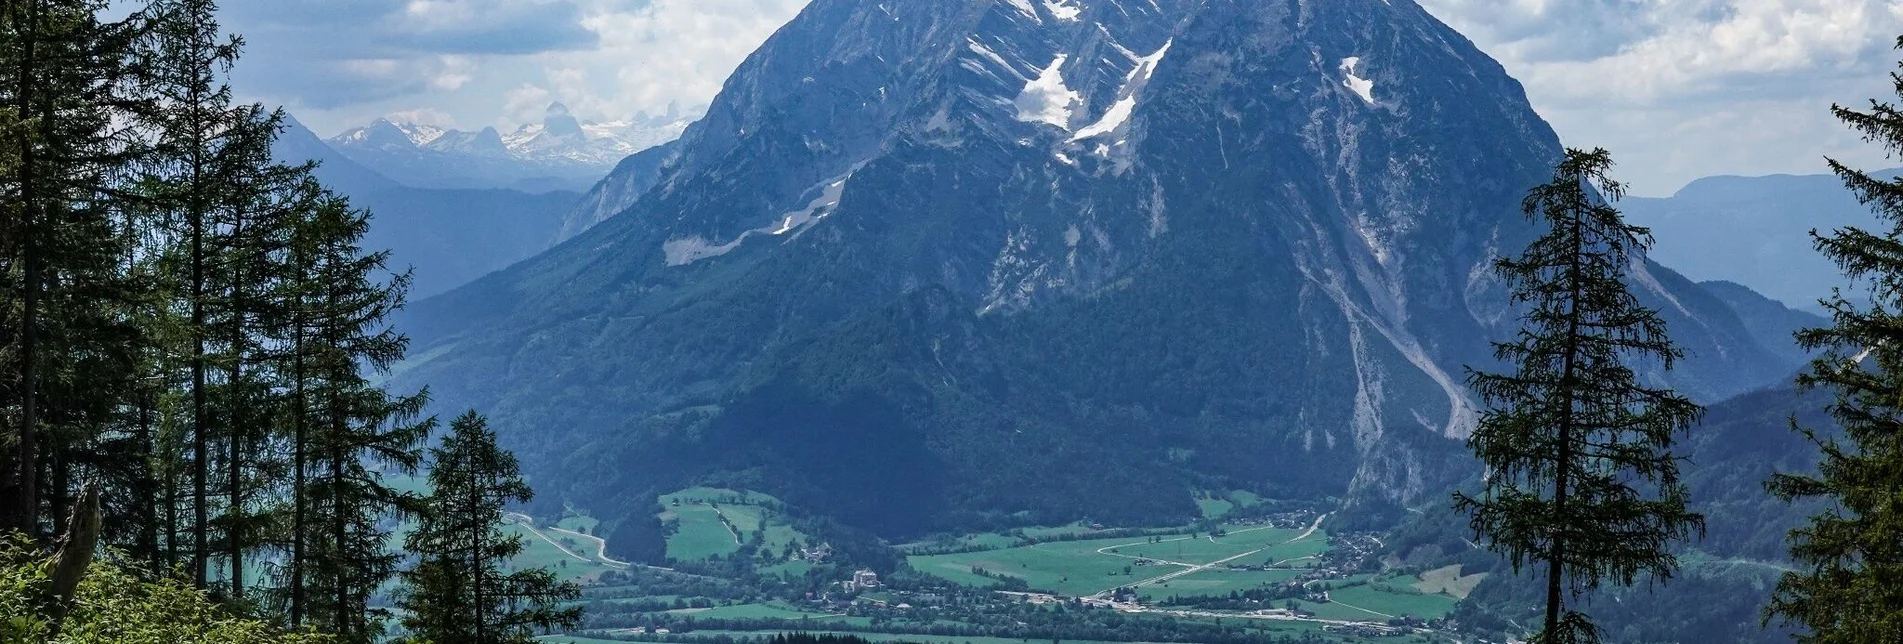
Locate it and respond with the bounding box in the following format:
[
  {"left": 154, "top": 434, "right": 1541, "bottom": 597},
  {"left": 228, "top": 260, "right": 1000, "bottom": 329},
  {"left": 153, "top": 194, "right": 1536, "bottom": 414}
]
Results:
[{"left": 397, "top": 0, "right": 1803, "bottom": 536}]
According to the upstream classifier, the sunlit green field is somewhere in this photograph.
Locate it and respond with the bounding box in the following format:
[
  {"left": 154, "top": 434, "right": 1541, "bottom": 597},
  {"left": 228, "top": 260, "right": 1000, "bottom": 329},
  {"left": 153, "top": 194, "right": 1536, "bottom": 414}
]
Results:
[{"left": 656, "top": 487, "right": 810, "bottom": 564}]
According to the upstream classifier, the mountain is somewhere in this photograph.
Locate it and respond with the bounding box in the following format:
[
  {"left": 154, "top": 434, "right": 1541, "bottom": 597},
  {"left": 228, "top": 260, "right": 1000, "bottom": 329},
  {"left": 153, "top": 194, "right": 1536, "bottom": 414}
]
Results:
[
  {"left": 277, "top": 117, "right": 581, "bottom": 298},
  {"left": 1624, "top": 170, "right": 1898, "bottom": 312},
  {"left": 394, "top": 0, "right": 1804, "bottom": 543},
  {"left": 1699, "top": 280, "right": 1826, "bottom": 366},
  {"left": 552, "top": 139, "right": 680, "bottom": 243},
  {"left": 274, "top": 114, "right": 397, "bottom": 195},
  {"left": 326, "top": 102, "right": 699, "bottom": 193}
]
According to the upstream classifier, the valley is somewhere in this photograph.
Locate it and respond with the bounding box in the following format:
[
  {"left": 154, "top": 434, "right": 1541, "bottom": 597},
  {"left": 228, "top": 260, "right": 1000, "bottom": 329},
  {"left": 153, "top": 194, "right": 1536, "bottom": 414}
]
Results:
[{"left": 539, "top": 487, "right": 1470, "bottom": 643}]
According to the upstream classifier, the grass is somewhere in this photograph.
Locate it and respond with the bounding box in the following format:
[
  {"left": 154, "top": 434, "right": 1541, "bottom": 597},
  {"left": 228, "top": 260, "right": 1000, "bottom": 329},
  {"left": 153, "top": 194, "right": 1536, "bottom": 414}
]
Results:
[
  {"left": 910, "top": 523, "right": 1326, "bottom": 599},
  {"left": 1140, "top": 568, "right": 1301, "bottom": 600},
  {"left": 1108, "top": 526, "right": 1315, "bottom": 564},
  {"left": 1412, "top": 564, "right": 1488, "bottom": 600},
  {"left": 656, "top": 487, "right": 810, "bottom": 564},
  {"left": 1325, "top": 582, "right": 1458, "bottom": 620},
  {"left": 1197, "top": 497, "right": 1235, "bottom": 520},
  {"left": 661, "top": 503, "right": 743, "bottom": 561}
]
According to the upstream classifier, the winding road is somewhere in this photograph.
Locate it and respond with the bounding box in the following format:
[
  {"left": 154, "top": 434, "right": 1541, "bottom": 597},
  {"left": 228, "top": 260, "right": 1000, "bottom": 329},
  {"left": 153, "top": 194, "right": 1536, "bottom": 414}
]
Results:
[{"left": 504, "top": 512, "right": 631, "bottom": 569}]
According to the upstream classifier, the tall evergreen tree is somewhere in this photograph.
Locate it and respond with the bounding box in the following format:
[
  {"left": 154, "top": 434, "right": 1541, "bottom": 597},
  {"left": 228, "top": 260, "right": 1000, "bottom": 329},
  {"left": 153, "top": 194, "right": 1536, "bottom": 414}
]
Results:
[
  {"left": 400, "top": 412, "right": 581, "bottom": 644},
  {"left": 1454, "top": 148, "right": 1705, "bottom": 644},
  {"left": 0, "top": 0, "right": 148, "bottom": 539},
  {"left": 1765, "top": 35, "right": 1903, "bottom": 641},
  {"left": 137, "top": 0, "right": 288, "bottom": 592},
  {"left": 295, "top": 194, "right": 432, "bottom": 643}
]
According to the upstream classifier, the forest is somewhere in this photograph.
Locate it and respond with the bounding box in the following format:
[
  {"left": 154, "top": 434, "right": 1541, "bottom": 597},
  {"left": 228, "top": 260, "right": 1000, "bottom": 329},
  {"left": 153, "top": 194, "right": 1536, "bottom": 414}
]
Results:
[{"left": 0, "top": 1, "right": 574, "bottom": 642}]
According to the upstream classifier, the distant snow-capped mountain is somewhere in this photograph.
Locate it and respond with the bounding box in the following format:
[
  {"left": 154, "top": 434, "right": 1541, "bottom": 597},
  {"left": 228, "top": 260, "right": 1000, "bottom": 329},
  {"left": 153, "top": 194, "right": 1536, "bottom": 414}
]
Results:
[{"left": 327, "top": 102, "right": 699, "bottom": 193}]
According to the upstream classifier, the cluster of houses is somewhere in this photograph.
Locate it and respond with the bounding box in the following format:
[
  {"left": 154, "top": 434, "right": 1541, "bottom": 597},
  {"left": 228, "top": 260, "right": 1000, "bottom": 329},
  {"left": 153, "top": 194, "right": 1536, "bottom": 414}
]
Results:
[
  {"left": 1222, "top": 509, "right": 1318, "bottom": 530},
  {"left": 797, "top": 542, "right": 834, "bottom": 563}
]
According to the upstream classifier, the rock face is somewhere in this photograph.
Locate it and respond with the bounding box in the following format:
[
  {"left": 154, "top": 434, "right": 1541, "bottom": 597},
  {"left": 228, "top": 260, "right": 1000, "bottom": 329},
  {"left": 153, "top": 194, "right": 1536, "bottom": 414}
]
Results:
[
  {"left": 327, "top": 102, "right": 698, "bottom": 193},
  {"left": 396, "top": 0, "right": 1801, "bottom": 538}
]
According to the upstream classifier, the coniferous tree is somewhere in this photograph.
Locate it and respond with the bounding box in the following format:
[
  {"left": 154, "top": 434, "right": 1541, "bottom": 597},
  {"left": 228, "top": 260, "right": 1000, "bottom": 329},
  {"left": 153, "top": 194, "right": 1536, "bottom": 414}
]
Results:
[
  {"left": 1765, "top": 35, "right": 1903, "bottom": 641},
  {"left": 138, "top": 0, "right": 292, "bottom": 593},
  {"left": 296, "top": 194, "right": 432, "bottom": 643},
  {"left": 0, "top": 0, "right": 149, "bottom": 539},
  {"left": 1454, "top": 148, "right": 1705, "bottom": 644},
  {"left": 400, "top": 411, "right": 581, "bottom": 644}
]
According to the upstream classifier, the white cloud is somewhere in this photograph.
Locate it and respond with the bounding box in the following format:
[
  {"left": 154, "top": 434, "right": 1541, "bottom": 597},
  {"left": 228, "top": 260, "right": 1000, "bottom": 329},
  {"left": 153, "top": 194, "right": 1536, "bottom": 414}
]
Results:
[
  {"left": 571, "top": 0, "right": 811, "bottom": 120},
  {"left": 502, "top": 83, "right": 556, "bottom": 126},
  {"left": 1420, "top": 0, "right": 1903, "bottom": 194},
  {"left": 386, "top": 107, "right": 460, "bottom": 127}
]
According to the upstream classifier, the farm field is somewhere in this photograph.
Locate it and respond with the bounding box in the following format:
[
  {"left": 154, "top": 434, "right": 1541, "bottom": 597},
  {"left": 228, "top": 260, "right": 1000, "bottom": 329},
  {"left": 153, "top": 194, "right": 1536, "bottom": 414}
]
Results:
[
  {"left": 1412, "top": 564, "right": 1488, "bottom": 600},
  {"left": 1142, "top": 568, "right": 1302, "bottom": 600},
  {"left": 656, "top": 487, "right": 811, "bottom": 564},
  {"left": 910, "top": 522, "right": 1327, "bottom": 599},
  {"left": 1326, "top": 582, "right": 1458, "bottom": 620}
]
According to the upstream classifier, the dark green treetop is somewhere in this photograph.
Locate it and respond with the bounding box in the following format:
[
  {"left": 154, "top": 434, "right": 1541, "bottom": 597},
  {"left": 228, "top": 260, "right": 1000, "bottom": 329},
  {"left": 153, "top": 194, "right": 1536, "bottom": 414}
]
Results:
[
  {"left": 1455, "top": 147, "right": 1705, "bottom": 644},
  {"left": 1766, "top": 35, "right": 1903, "bottom": 643},
  {"left": 399, "top": 411, "right": 580, "bottom": 644}
]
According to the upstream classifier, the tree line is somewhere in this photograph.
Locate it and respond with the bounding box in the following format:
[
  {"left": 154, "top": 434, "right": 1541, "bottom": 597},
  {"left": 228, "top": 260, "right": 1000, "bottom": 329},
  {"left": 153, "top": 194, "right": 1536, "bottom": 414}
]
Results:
[
  {"left": 0, "top": 1, "right": 576, "bottom": 642},
  {"left": 1455, "top": 36, "right": 1903, "bottom": 644}
]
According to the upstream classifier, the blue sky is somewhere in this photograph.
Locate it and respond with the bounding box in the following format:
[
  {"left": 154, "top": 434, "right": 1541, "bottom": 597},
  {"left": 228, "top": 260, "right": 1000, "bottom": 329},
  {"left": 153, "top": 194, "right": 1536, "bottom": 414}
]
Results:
[{"left": 222, "top": 0, "right": 1903, "bottom": 196}]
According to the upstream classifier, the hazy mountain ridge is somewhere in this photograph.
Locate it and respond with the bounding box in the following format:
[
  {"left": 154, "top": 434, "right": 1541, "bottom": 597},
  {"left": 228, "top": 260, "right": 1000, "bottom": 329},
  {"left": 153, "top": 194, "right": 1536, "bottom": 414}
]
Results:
[
  {"left": 395, "top": 0, "right": 1806, "bottom": 542},
  {"left": 327, "top": 102, "right": 699, "bottom": 193},
  {"left": 276, "top": 117, "right": 579, "bottom": 298},
  {"left": 1624, "top": 170, "right": 1900, "bottom": 312}
]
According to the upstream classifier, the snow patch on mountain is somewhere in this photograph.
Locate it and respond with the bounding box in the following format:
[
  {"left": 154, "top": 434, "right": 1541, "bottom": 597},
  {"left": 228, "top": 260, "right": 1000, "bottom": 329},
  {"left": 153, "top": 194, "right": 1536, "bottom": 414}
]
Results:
[
  {"left": 780, "top": 169, "right": 859, "bottom": 238},
  {"left": 1016, "top": 55, "right": 1081, "bottom": 129},
  {"left": 1004, "top": 0, "right": 1041, "bottom": 22},
  {"left": 1073, "top": 39, "right": 1171, "bottom": 141},
  {"left": 1043, "top": 0, "right": 1081, "bottom": 21},
  {"left": 1341, "top": 57, "right": 1375, "bottom": 104}
]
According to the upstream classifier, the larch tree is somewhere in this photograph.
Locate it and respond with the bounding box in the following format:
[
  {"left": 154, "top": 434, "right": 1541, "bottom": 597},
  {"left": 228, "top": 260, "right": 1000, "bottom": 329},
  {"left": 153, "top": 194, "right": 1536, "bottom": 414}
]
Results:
[
  {"left": 400, "top": 411, "right": 581, "bottom": 644},
  {"left": 1765, "top": 35, "right": 1903, "bottom": 642},
  {"left": 1454, "top": 148, "right": 1705, "bottom": 644}
]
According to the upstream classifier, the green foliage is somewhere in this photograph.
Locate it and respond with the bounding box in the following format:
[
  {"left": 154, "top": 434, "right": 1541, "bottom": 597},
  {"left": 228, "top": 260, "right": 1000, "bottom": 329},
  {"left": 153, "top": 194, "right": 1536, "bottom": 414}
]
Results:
[
  {"left": 399, "top": 411, "right": 581, "bottom": 644},
  {"left": 1455, "top": 148, "right": 1705, "bottom": 644},
  {"left": 1766, "top": 35, "right": 1903, "bottom": 642},
  {"left": 0, "top": 535, "right": 330, "bottom": 643}
]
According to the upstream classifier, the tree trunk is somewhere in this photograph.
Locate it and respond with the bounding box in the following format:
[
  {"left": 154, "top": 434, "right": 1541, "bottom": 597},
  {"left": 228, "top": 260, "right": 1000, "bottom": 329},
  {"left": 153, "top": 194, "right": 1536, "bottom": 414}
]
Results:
[
  {"left": 290, "top": 261, "right": 307, "bottom": 626},
  {"left": 8, "top": 0, "right": 43, "bottom": 538},
  {"left": 227, "top": 209, "right": 246, "bottom": 601}
]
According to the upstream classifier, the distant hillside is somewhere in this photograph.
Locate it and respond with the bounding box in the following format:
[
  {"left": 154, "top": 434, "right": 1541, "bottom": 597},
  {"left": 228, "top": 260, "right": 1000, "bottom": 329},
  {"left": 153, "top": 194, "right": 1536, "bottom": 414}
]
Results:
[
  {"left": 1699, "top": 280, "right": 1827, "bottom": 365},
  {"left": 1624, "top": 170, "right": 1899, "bottom": 312}
]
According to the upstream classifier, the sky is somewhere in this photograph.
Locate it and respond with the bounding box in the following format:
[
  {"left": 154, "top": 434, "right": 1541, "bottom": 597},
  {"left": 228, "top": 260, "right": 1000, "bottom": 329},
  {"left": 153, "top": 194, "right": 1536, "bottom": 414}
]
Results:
[{"left": 222, "top": 0, "right": 1903, "bottom": 196}]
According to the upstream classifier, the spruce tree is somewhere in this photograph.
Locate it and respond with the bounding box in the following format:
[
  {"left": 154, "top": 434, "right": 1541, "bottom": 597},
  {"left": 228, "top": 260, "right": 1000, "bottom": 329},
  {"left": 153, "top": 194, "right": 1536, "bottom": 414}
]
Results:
[
  {"left": 0, "top": 0, "right": 148, "bottom": 539},
  {"left": 296, "top": 194, "right": 432, "bottom": 643},
  {"left": 138, "top": 0, "right": 291, "bottom": 592},
  {"left": 1454, "top": 148, "right": 1705, "bottom": 644},
  {"left": 1765, "top": 35, "right": 1903, "bottom": 641},
  {"left": 400, "top": 412, "right": 581, "bottom": 644}
]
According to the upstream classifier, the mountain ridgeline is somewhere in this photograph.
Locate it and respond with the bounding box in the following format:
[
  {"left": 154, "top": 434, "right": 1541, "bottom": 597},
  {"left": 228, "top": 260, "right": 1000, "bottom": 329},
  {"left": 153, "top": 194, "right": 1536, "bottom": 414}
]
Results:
[
  {"left": 397, "top": 0, "right": 1806, "bottom": 547},
  {"left": 275, "top": 117, "right": 581, "bottom": 298},
  {"left": 326, "top": 102, "right": 698, "bottom": 194}
]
